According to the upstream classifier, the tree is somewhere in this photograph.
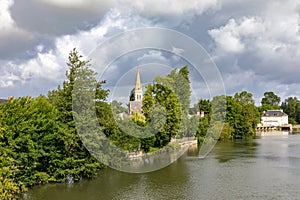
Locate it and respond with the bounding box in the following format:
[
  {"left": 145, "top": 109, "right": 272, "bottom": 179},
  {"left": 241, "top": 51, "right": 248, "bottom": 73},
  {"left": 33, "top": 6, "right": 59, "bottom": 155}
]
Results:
[
  {"left": 234, "top": 91, "right": 260, "bottom": 138},
  {"left": 197, "top": 99, "right": 211, "bottom": 114},
  {"left": 154, "top": 66, "right": 191, "bottom": 137},
  {"left": 131, "top": 111, "right": 146, "bottom": 126},
  {"left": 0, "top": 115, "right": 27, "bottom": 199},
  {"left": 261, "top": 91, "right": 281, "bottom": 111},
  {"left": 48, "top": 48, "right": 107, "bottom": 182},
  {"left": 142, "top": 83, "right": 182, "bottom": 147},
  {"left": 281, "top": 97, "right": 300, "bottom": 124},
  {"left": 234, "top": 91, "right": 255, "bottom": 106},
  {"left": 111, "top": 100, "right": 127, "bottom": 115}
]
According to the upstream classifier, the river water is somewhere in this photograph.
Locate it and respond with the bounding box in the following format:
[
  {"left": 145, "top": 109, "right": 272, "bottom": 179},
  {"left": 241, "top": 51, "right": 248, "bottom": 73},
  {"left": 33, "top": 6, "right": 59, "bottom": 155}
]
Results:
[{"left": 22, "top": 134, "right": 300, "bottom": 200}]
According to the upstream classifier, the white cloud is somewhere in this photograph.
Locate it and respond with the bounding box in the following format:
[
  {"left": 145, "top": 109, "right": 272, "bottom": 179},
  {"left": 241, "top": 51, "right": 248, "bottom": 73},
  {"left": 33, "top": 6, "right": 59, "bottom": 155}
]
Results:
[
  {"left": 0, "top": 70, "right": 20, "bottom": 88},
  {"left": 0, "top": 0, "right": 15, "bottom": 31},
  {"left": 19, "top": 51, "right": 64, "bottom": 81},
  {"left": 0, "top": 0, "right": 34, "bottom": 59},
  {"left": 1, "top": 0, "right": 300, "bottom": 101},
  {"left": 209, "top": 0, "right": 300, "bottom": 81},
  {"left": 0, "top": 6, "right": 152, "bottom": 91},
  {"left": 209, "top": 17, "right": 265, "bottom": 53},
  {"left": 137, "top": 50, "right": 170, "bottom": 66},
  {"left": 125, "top": 0, "right": 218, "bottom": 16},
  {"left": 40, "top": 0, "right": 116, "bottom": 11}
]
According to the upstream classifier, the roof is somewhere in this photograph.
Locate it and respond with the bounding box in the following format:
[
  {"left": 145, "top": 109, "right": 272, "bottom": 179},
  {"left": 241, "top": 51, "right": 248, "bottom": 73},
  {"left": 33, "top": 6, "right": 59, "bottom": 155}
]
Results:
[
  {"left": 262, "top": 110, "right": 288, "bottom": 117},
  {"left": 0, "top": 99, "right": 8, "bottom": 104},
  {"left": 129, "top": 101, "right": 142, "bottom": 107}
]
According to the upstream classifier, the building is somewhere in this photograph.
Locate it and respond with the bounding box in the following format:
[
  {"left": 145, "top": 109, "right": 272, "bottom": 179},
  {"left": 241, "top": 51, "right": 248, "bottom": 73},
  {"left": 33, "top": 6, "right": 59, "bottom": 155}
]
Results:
[
  {"left": 0, "top": 99, "right": 8, "bottom": 104},
  {"left": 261, "top": 110, "right": 288, "bottom": 127},
  {"left": 128, "top": 69, "right": 143, "bottom": 115}
]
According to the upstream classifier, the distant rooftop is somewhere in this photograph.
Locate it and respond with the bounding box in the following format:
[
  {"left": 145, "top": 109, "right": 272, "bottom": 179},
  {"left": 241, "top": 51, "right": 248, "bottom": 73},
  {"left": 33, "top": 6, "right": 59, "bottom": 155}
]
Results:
[
  {"left": 0, "top": 99, "right": 8, "bottom": 104},
  {"left": 262, "top": 110, "right": 288, "bottom": 117}
]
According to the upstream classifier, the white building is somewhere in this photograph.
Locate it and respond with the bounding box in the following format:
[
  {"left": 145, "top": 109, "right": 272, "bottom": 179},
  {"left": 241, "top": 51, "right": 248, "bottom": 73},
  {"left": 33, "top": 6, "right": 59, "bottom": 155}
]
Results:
[{"left": 261, "top": 110, "right": 288, "bottom": 127}]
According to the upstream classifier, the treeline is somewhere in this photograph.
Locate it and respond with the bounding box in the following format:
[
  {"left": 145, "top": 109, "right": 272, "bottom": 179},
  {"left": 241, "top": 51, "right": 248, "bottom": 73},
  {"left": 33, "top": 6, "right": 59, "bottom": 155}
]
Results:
[
  {"left": 193, "top": 91, "right": 300, "bottom": 142},
  {"left": 1, "top": 48, "right": 300, "bottom": 199},
  {"left": 0, "top": 49, "right": 107, "bottom": 199},
  {"left": 0, "top": 49, "right": 194, "bottom": 199},
  {"left": 112, "top": 65, "right": 194, "bottom": 152},
  {"left": 192, "top": 92, "right": 260, "bottom": 141}
]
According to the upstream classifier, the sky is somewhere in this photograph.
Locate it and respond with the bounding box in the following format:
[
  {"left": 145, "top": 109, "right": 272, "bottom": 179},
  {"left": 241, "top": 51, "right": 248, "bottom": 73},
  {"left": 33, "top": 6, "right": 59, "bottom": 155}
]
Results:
[{"left": 0, "top": 0, "right": 300, "bottom": 106}]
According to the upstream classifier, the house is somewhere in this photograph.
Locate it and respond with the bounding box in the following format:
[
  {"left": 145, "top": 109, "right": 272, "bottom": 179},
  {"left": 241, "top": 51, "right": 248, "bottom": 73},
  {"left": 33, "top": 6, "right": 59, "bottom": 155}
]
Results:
[
  {"left": 0, "top": 99, "right": 8, "bottom": 104},
  {"left": 261, "top": 110, "right": 288, "bottom": 127}
]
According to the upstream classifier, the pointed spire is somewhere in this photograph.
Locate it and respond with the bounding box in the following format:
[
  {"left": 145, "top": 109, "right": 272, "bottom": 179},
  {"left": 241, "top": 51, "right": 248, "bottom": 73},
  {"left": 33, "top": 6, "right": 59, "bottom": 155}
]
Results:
[{"left": 135, "top": 69, "right": 142, "bottom": 90}]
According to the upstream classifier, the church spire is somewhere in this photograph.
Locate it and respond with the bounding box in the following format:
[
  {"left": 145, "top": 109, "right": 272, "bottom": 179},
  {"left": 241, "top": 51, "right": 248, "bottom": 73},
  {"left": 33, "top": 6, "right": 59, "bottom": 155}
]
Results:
[{"left": 135, "top": 69, "right": 142, "bottom": 91}]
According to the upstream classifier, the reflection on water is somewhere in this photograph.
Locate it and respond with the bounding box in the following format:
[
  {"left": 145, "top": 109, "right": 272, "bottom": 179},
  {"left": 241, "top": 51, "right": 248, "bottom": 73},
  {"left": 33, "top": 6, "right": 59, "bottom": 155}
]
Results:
[
  {"left": 256, "top": 130, "right": 289, "bottom": 137},
  {"left": 213, "top": 139, "right": 259, "bottom": 163},
  {"left": 23, "top": 134, "right": 300, "bottom": 200}
]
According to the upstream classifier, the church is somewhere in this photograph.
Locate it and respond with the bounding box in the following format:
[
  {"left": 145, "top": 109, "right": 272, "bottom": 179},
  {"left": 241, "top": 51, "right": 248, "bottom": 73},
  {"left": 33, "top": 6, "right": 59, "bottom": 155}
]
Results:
[{"left": 128, "top": 69, "right": 143, "bottom": 115}]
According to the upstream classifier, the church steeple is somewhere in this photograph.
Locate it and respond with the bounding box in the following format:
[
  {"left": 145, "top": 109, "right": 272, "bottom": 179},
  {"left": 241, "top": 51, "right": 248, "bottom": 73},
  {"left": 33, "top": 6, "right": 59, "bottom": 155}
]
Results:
[{"left": 135, "top": 69, "right": 142, "bottom": 91}]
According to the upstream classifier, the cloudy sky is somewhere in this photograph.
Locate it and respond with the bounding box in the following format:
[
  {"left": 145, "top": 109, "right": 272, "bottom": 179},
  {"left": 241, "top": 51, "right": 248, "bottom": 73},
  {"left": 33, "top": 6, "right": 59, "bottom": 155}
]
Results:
[{"left": 0, "top": 0, "right": 299, "bottom": 105}]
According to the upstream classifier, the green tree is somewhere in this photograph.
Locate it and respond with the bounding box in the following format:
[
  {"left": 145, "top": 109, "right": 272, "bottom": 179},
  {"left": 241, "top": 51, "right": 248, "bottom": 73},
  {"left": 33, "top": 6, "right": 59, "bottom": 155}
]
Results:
[
  {"left": 281, "top": 97, "right": 300, "bottom": 124},
  {"left": 111, "top": 100, "right": 127, "bottom": 114},
  {"left": 234, "top": 91, "right": 260, "bottom": 138},
  {"left": 154, "top": 66, "right": 191, "bottom": 137},
  {"left": 261, "top": 91, "right": 281, "bottom": 111},
  {"left": 142, "top": 83, "right": 182, "bottom": 147},
  {"left": 0, "top": 119, "right": 27, "bottom": 200},
  {"left": 48, "top": 48, "right": 107, "bottom": 182},
  {"left": 131, "top": 111, "right": 146, "bottom": 126}
]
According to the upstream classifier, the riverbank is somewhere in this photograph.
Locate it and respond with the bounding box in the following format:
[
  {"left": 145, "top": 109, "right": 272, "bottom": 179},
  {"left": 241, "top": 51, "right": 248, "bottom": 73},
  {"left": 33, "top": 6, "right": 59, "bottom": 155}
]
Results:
[{"left": 22, "top": 134, "right": 300, "bottom": 200}]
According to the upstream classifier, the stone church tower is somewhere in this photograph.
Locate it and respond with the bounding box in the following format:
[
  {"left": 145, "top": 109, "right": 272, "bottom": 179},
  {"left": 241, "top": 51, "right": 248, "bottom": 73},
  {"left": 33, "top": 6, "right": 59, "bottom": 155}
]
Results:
[{"left": 128, "top": 69, "right": 143, "bottom": 115}]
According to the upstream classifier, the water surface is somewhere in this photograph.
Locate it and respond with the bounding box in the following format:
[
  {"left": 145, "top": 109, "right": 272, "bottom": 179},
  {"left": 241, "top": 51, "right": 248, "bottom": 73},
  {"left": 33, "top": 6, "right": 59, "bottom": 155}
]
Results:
[{"left": 23, "top": 134, "right": 300, "bottom": 200}]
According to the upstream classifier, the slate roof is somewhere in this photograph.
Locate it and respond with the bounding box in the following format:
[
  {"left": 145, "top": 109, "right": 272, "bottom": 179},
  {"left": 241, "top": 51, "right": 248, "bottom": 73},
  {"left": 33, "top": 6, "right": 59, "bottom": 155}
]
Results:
[
  {"left": 129, "top": 101, "right": 142, "bottom": 109},
  {"left": 262, "top": 110, "right": 288, "bottom": 117},
  {"left": 0, "top": 99, "right": 8, "bottom": 104}
]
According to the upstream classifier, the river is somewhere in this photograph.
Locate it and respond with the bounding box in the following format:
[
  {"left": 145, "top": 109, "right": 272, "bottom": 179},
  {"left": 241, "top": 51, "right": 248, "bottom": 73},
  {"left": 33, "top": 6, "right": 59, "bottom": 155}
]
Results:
[{"left": 22, "top": 134, "right": 300, "bottom": 200}]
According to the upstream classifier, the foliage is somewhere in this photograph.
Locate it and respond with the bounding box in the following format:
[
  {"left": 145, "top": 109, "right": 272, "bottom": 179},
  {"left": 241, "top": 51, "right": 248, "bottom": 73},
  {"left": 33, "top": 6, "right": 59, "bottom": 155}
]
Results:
[
  {"left": 195, "top": 91, "right": 260, "bottom": 142},
  {"left": 281, "top": 97, "right": 300, "bottom": 124},
  {"left": 48, "top": 48, "right": 107, "bottom": 182},
  {"left": 142, "top": 83, "right": 182, "bottom": 147},
  {"left": 261, "top": 91, "right": 281, "bottom": 111},
  {"left": 0, "top": 49, "right": 110, "bottom": 199},
  {"left": 111, "top": 100, "right": 127, "bottom": 114},
  {"left": 153, "top": 66, "right": 191, "bottom": 138},
  {"left": 0, "top": 123, "right": 27, "bottom": 200},
  {"left": 1, "top": 48, "right": 297, "bottom": 199},
  {"left": 131, "top": 111, "right": 146, "bottom": 126}
]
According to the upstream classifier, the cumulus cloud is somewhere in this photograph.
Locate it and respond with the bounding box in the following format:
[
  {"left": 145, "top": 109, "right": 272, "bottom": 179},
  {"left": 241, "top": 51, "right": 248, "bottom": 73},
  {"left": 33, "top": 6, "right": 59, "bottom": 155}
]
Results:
[
  {"left": 125, "top": 0, "right": 218, "bottom": 17},
  {"left": 1, "top": 0, "right": 300, "bottom": 102},
  {"left": 0, "top": 0, "right": 35, "bottom": 59},
  {"left": 208, "top": 17, "right": 265, "bottom": 53},
  {"left": 0, "top": 5, "right": 154, "bottom": 97},
  {"left": 124, "top": 0, "right": 219, "bottom": 28},
  {"left": 137, "top": 50, "right": 170, "bottom": 66},
  {"left": 208, "top": 0, "right": 300, "bottom": 96},
  {"left": 40, "top": 0, "right": 116, "bottom": 11}
]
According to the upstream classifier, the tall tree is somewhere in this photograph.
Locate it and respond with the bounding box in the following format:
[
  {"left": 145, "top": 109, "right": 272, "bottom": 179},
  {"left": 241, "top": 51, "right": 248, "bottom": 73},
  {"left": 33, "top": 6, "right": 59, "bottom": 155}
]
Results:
[
  {"left": 48, "top": 48, "right": 107, "bottom": 182},
  {"left": 261, "top": 91, "right": 281, "bottom": 111},
  {"left": 234, "top": 91, "right": 260, "bottom": 137},
  {"left": 154, "top": 66, "right": 191, "bottom": 137},
  {"left": 281, "top": 97, "right": 300, "bottom": 124},
  {"left": 142, "top": 83, "right": 182, "bottom": 147}
]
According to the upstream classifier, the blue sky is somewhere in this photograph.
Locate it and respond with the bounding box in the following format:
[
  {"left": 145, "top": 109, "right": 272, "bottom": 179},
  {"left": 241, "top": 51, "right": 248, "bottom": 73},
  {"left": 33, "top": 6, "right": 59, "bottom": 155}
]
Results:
[{"left": 0, "top": 0, "right": 300, "bottom": 105}]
